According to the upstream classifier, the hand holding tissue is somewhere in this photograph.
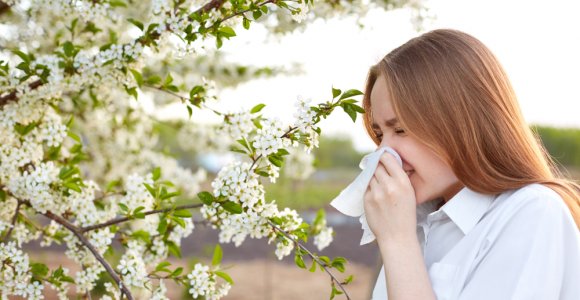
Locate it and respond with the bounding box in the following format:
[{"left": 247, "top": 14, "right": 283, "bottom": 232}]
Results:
[{"left": 330, "top": 147, "right": 402, "bottom": 245}]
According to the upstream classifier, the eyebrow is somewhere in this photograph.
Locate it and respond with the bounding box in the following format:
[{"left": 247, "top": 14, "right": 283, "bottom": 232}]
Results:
[{"left": 371, "top": 117, "right": 399, "bottom": 128}]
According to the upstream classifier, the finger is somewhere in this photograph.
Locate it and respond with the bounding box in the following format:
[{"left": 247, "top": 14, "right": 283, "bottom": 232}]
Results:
[
  {"left": 379, "top": 152, "right": 406, "bottom": 179},
  {"left": 373, "top": 159, "right": 394, "bottom": 184},
  {"left": 369, "top": 175, "right": 379, "bottom": 190}
]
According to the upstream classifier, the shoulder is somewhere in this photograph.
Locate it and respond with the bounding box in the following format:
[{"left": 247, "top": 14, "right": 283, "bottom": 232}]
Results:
[
  {"left": 494, "top": 183, "right": 567, "bottom": 215},
  {"left": 486, "top": 183, "right": 576, "bottom": 235}
]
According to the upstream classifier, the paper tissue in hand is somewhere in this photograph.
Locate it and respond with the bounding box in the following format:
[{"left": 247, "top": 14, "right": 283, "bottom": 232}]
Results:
[{"left": 330, "top": 147, "right": 403, "bottom": 245}]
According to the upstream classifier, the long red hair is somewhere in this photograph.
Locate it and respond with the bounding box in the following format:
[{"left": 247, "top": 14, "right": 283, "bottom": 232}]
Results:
[{"left": 362, "top": 29, "right": 580, "bottom": 228}]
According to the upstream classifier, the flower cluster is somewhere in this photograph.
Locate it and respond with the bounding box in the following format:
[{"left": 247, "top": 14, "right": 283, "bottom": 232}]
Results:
[
  {"left": 7, "top": 161, "right": 59, "bottom": 214},
  {"left": 116, "top": 241, "right": 148, "bottom": 288},
  {"left": 119, "top": 173, "right": 155, "bottom": 211},
  {"left": 314, "top": 223, "right": 334, "bottom": 251},
  {"left": 0, "top": 242, "right": 44, "bottom": 299},
  {"left": 251, "top": 118, "right": 290, "bottom": 158},
  {"left": 187, "top": 263, "right": 231, "bottom": 300},
  {"left": 202, "top": 161, "right": 305, "bottom": 260},
  {"left": 221, "top": 111, "right": 255, "bottom": 141}
]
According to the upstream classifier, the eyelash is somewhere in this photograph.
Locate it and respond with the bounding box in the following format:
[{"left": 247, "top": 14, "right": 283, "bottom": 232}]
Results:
[{"left": 373, "top": 127, "right": 406, "bottom": 139}]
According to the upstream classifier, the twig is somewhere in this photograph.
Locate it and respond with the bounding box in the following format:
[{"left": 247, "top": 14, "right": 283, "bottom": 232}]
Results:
[
  {"left": 0, "top": 79, "right": 42, "bottom": 107},
  {"left": 1, "top": 199, "right": 23, "bottom": 242},
  {"left": 43, "top": 211, "right": 134, "bottom": 300},
  {"left": 267, "top": 219, "right": 351, "bottom": 300},
  {"left": 143, "top": 84, "right": 223, "bottom": 116},
  {"left": 81, "top": 203, "right": 204, "bottom": 232},
  {"left": 220, "top": 0, "right": 276, "bottom": 23},
  {"left": 249, "top": 126, "right": 297, "bottom": 170}
]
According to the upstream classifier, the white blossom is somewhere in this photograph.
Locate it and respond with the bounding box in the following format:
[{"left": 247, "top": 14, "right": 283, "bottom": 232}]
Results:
[{"left": 187, "top": 263, "right": 231, "bottom": 300}]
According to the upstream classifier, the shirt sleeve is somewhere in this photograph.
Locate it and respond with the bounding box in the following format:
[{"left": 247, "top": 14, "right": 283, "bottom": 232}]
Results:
[{"left": 458, "top": 191, "right": 580, "bottom": 300}]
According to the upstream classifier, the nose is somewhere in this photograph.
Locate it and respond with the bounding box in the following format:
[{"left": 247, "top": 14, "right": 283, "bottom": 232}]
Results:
[{"left": 378, "top": 137, "right": 393, "bottom": 150}]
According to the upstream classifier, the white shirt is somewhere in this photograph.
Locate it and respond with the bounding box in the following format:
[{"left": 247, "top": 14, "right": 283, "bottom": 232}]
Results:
[{"left": 371, "top": 183, "right": 580, "bottom": 300}]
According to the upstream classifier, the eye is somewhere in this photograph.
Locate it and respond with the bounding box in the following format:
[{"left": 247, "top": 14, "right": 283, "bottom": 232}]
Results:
[
  {"left": 394, "top": 127, "right": 406, "bottom": 135},
  {"left": 372, "top": 129, "right": 383, "bottom": 140}
]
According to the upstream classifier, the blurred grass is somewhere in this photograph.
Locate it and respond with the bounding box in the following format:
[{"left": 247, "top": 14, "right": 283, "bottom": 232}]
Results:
[{"left": 264, "top": 168, "right": 360, "bottom": 211}]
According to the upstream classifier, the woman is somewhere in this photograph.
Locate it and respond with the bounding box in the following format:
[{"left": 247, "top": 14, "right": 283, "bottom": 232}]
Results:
[{"left": 363, "top": 29, "right": 580, "bottom": 299}]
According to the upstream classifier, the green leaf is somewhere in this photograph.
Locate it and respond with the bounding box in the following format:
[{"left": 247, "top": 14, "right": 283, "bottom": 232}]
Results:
[
  {"left": 63, "top": 182, "right": 82, "bottom": 193},
  {"left": 14, "top": 122, "right": 39, "bottom": 136},
  {"left": 309, "top": 260, "right": 317, "bottom": 272},
  {"left": 172, "top": 215, "right": 186, "bottom": 228},
  {"left": 171, "top": 267, "right": 183, "bottom": 277},
  {"left": 118, "top": 203, "right": 129, "bottom": 212},
  {"left": 13, "top": 50, "right": 31, "bottom": 63},
  {"left": 130, "top": 69, "right": 143, "bottom": 87},
  {"left": 160, "top": 191, "right": 180, "bottom": 201},
  {"left": 268, "top": 155, "right": 282, "bottom": 167},
  {"left": 341, "top": 104, "right": 357, "bottom": 122},
  {"left": 332, "top": 87, "right": 341, "bottom": 99},
  {"left": 127, "top": 18, "right": 144, "bottom": 31},
  {"left": 331, "top": 257, "right": 347, "bottom": 273},
  {"left": 152, "top": 167, "right": 161, "bottom": 181},
  {"left": 187, "top": 106, "right": 193, "bottom": 118},
  {"left": 30, "top": 263, "right": 49, "bottom": 278},
  {"left": 146, "top": 75, "right": 162, "bottom": 85},
  {"left": 212, "top": 244, "right": 223, "bottom": 266},
  {"left": 131, "top": 230, "right": 150, "bottom": 243},
  {"left": 190, "top": 85, "right": 204, "bottom": 97},
  {"left": 157, "top": 219, "right": 168, "bottom": 235},
  {"left": 167, "top": 241, "right": 182, "bottom": 258},
  {"left": 198, "top": 191, "right": 215, "bottom": 205},
  {"left": 243, "top": 17, "right": 251, "bottom": 30},
  {"left": 215, "top": 271, "right": 234, "bottom": 284},
  {"left": 343, "top": 274, "right": 354, "bottom": 284},
  {"left": 173, "top": 209, "right": 192, "bottom": 218},
  {"left": 143, "top": 183, "right": 157, "bottom": 198},
  {"left": 63, "top": 41, "right": 75, "bottom": 57},
  {"left": 155, "top": 261, "right": 171, "bottom": 273},
  {"left": 126, "top": 86, "right": 138, "bottom": 99},
  {"left": 164, "top": 73, "right": 173, "bottom": 86},
  {"left": 250, "top": 103, "right": 266, "bottom": 114},
  {"left": 0, "top": 189, "right": 6, "bottom": 202},
  {"left": 218, "top": 26, "right": 236, "bottom": 38},
  {"left": 221, "top": 201, "right": 242, "bottom": 214},
  {"left": 67, "top": 131, "right": 81, "bottom": 143},
  {"left": 276, "top": 148, "right": 290, "bottom": 156},
  {"left": 339, "top": 89, "right": 363, "bottom": 100},
  {"left": 294, "top": 252, "right": 306, "bottom": 269},
  {"left": 109, "top": 0, "right": 127, "bottom": 7}
]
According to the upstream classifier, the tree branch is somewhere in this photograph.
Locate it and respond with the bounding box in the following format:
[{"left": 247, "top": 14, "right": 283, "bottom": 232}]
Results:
[
  {"left": 1, "top": 199, "right": 23, "bottom": 242},
  {"left": 81, "top": 203, "right": 204, "bottom": 232},
  {"left": 0, "top": 79, "right": 42, "bottom": 107},
  {"left": 0, "top": 1, "right": 10, "bottom": 16},
  {"left": 43, "top": 211, "right": 134, "bottom": 300},
  {"left": 267, "top": 219, "right": 351, "bottom": 300}
]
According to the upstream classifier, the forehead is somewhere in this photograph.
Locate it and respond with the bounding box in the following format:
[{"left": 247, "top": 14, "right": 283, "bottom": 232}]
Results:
[{"left": 369, "top": 76, "right": 396, "bottom": 125}]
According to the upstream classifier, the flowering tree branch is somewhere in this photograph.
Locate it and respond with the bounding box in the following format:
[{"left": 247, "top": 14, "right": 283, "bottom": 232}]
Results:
[
  {"left": 0, "top": 79, "right": 42, "bottom": 107},
  {"left": 267, "top": 219, "right": 351, "bottom": 300},
  {"left": 0, "top": 199, "right": 23, "bottom": 243},
  {"left": 43, "top": 211, "right": 134, "bottom": 300},
  {"left": 81, "top": 203, "right": 204, "bottom": 232}
]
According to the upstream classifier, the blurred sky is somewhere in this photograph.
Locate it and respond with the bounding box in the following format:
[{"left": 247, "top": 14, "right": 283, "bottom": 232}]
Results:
[{"left": 179, "top": 0, "right": 580, "bottom": 153}]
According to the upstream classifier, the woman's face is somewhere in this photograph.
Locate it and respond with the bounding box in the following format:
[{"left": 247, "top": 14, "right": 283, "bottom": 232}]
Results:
[{"left": 369, "top": 76, "right": 463, "bottom": 204}]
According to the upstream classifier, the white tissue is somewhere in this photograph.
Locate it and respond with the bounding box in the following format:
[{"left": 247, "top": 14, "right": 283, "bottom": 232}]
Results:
[{"left": 330, "top": 147, "right": 403, "bottom": 245}]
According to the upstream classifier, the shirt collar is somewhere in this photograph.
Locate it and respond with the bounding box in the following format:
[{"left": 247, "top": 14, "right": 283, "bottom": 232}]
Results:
[{"left": 438, "top": 187, "right": 496, "bottom": 235}]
